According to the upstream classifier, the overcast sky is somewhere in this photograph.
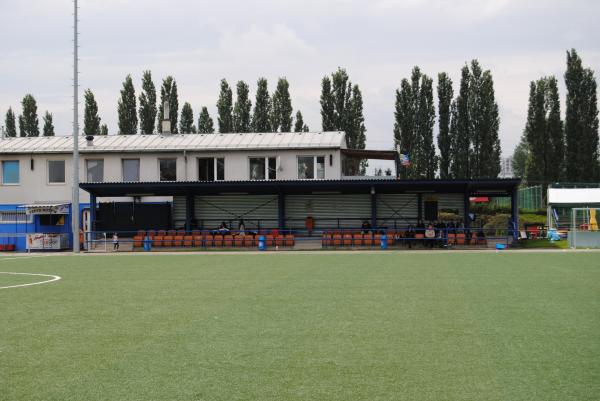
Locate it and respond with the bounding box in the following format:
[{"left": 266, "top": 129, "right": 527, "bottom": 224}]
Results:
[{"left": 1, "top": 0, "right": 598, "bottom": 166}]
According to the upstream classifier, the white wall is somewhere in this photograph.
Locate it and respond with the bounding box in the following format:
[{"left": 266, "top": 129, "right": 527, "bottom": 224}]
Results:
[{"left": 0, "top": 148, "right": 342, "bottom": 204}]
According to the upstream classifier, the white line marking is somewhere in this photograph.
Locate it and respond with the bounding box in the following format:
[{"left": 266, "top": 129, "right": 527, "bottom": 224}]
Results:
[
  {"left": 0, "top": 255, "right": 53, "bottom": 262},
  {"left": 0, "top": 272, "right": 61, "bottom": 289}
]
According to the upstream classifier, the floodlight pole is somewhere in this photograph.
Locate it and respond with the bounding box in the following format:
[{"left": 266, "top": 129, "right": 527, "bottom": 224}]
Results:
[{"left": 72, "top": 0, "right": 80, "bottom": 253}]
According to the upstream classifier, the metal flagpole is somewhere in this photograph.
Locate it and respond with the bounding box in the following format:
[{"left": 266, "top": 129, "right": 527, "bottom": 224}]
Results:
[{"left": 72, "top": 0, "right": 80, "bottom": 253}]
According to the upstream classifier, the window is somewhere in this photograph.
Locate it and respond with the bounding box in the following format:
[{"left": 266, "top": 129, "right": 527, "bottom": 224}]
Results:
[
  {"left": 249, "top": 157, "right": 276, "bottom": 180},
  {"left": 2, "top": 160, "right": 19, "bottom": 184},
  {"left": 198, "top": 157, "right": 225, "bottom": 181},
  {"left": 39, "top": 214, "right": 65, "bottom": 226},
  {"left": 159, "top": 159, "right": 177, "bottom": 181},
  {"left": 48, "top": 160, "right": 65, "bottom": 184},
  {"left": 86, "top": 159, "right": 104, "bottom": 182},
  {"left": 216, "top": 158, "right": 225, "bottom": 181},
  {"left": 122, "top": 159, "right": 140, "bottom": 182},
  {"left": 298, "top": 156, "right": 325, "bottom": 179},
  {"left": 0, "top": 211, "right": 30, "bottom": 224}
]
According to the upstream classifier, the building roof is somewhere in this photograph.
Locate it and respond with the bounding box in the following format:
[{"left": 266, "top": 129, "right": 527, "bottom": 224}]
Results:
[
  {"left": 0, "top": 131, "right": 346, "bottom": 154},
  {"left": 548, "top": 188, "right": 600, "bottom": 205},
  {"left": 80, "top": 178, "right": 521, "bottom": 198}
]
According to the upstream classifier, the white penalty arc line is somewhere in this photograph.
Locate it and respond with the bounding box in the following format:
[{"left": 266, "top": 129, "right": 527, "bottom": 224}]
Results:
[{"left": 0, "top": 272, "right": 61, "bottom": 289}]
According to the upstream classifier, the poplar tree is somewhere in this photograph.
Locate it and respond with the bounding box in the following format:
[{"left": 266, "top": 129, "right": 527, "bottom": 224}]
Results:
[
  {"left": 565, "top": 49, "right": 599, "bottom": 182},
  {"left": 294, "top": 110, "right": 308, "bottom": 132},
  {"left": 545, "top": 76, "right": 565, "bottom": 181},
  {"left": 42, "top": 111, "right": 55, "bottom": 136},
  {"left": 394, "top": 77, "right": 417, "bottom": 178},
  {"left": 138, "top": 70, "right": 157, "bottom": 135},
  {"left": 524, "top": 77, "right": 564, "bottom": 184},
  {"left": 331, "top": 68, "right": 351, "bottom": 131},
  {"left": 271, "top": 78, "right": 293, "bottom": 132},
  {"left": 84, "top": 89, "right": 101, "bottom": 136},
  {"left": 476, "top": 66, "right": 501, "bottom": 178},
  {"left": 4, "top": 108, "right": 17, "bottom": 137},
  {"left": 347, "top": 85, "right": 367, "bottom": 174},
  {"left": 393, "top": 67, "right": 436, "bottom": 178},
  {"left": 512, "top": 133, "right": 528, "bottom": 179},
  {"left": 157, "top": 76, "right": 178, "bottom": 133},
  {"left": 19, "top": 94, "right": 39, "bottom": 137},
  {"left": 198, "top": 107, "right": 215, "bottom": 133},
  {"left": 117, "top": 75, "right": 137, "bottom": 135},
  {"left": 99, "top": 124, "right": 108, "bottom": 135},
  {"left": 437, "top": 73, "right": 453, "bottom": 179},
  {"left": 320, "top": 68, "right": 367, "bottom": 173},
  {"left": 450, "top": 66, "right": 471, "bottom": 178},
  {"left": 233, "top": 80, "right": 252, "bottom": 133},
  {"left": 252, "top": 78, "right": 271, "bottom": 132},
  {"left": 320, "top": 76, "right": 335, "bottom": 131},
  {"left": 216, "top": 79, "right": 233, "bottom": 133},
  {"left": 179, "top": 102, "right": 195, "bottom": 133}
]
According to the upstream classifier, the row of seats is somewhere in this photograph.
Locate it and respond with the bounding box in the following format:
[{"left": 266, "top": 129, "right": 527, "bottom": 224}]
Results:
[
  {"left": 132, "top": 234, "right": 294, "bottom": 248},
  {"left": 322, "top": 232, "right": 487, "bottom": 247}
]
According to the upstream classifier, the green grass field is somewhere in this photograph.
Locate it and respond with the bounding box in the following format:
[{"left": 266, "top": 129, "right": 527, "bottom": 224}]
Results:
[{"left": 1, "top": 252, "right": 599, "bottom": 401}]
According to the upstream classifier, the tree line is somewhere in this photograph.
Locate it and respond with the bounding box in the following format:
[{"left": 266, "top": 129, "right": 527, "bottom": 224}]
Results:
[
  {"left": 4, "top": 50, "right": 596, "bottom": 182},
  {"left": 97, "top": 72, "right": 312, "bottom": 136},
  {"left": 512, "top": 49, "right": 599, "bottom": 183},
  {"left": 394, "top": 60, "right": 501, "bottom": 180}
]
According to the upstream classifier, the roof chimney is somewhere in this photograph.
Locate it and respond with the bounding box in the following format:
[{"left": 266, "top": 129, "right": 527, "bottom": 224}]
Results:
[{"left": 86, "top": 135, "right": 94, "bottom": 146}]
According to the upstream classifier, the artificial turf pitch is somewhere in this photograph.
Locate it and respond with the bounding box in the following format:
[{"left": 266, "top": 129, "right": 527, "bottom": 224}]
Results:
[{"left": 1, "top": 252, "right": 599, "bottom": 401}]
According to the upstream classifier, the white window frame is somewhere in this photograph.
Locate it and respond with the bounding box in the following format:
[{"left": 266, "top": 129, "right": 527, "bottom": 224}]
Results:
[
  {"left": 47, "top": 159, "right": 66, "bottom": 185},
  {"left": 0, "top": 210, "right": 32, "bottom": 224},
  {"left": 158, "top": 158, "right": 177, "bottom": 182},
  {"left": 122, "top": 158, "right": 140, "bottom": 182},
  {"left": 197, "top": 157, "right": 225, "bottom": 181},
  {"left": 297, "top": 155, "right": 325, "bottom": 180},
  {"left": 248, "top": 156, "right": 276, "bottom": 180},
  {"left": 85, "top": 158, "right": 104, "bottom": 183},
  {"left": 1, "top": 160, "right": 20, "bottom": 186}
]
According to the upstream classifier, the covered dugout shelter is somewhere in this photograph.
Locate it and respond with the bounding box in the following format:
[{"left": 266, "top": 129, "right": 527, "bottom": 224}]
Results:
[
  {"left": 80, "top": 178, "right": 520, "bottom": 237},
  {"left": 547, "top": 187, "right": 600, "bottom": 248}
]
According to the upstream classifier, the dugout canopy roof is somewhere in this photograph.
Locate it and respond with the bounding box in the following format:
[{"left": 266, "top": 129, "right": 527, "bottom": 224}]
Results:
[{"left": 548, "top": 188, "right": 600, "bottom": 206}]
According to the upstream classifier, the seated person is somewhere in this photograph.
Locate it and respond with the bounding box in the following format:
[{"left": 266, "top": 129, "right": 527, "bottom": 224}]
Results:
[
  {"left": 405, "top": 224, "right": 416, "bottom": 249},
  {"left": 361, "top": 220, "right": 372, "bottom": 234},
  {"left": 218, "top": 221, "right": 230, "bottom": 234},
  {"left": 237, "top": 219, "right": 246, "bottom": 237},
  {"left": 424, "top": 224, "right": 436, "bottom": 248},
  {"left": 476, "top": 228, "right": 486, "bottom": 243}
]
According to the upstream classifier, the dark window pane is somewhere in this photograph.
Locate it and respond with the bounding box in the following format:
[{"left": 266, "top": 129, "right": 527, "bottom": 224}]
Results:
[
  {"left": 86, "top": 159, "right": 104, "bottom": 182},
  {"left": 268, "top": 157, "right": 277, "bottom": 180},
  {"left": 249, "top": 158, "right": 265, "bottom": 180},
  {"left": 298, "top": 156, "right": 314, "bottom": 179},
  {"left": 122, "top": 159, "right": 140, "bottom": 182},
  {"left": 216, "top": 158, "right": 225, "bottom": 181},
  {"left": 159, "top": 159, "right": 177, "bottom": 181},
  {"left": 48, "top": 160, "right": 65, "bottom": 183},
  {"left": 198, "top": 158, "right": 215, "bottom": 181}
]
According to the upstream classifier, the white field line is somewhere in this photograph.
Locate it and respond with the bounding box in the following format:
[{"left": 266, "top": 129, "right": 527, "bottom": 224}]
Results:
[
  {"left": 0, "top": 272, "right": 61, "bottom": 290},
  {"left": 0, "top": 255, "right": 54, "bottom": 261}
]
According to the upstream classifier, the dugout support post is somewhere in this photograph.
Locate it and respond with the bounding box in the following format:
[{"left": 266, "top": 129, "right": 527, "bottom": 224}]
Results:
[
  {"left": 278, "top": 192, "right": 286, "bottom": 231},
  {"left": 511, "top": 188, "right": 519, "bottom": 240},
  {"left": 370, "top": 187, "right": 377, "bottom": 230},
  {"left": 463, "top": 191, "right": 470, "bottom": 230},
  {"left": 185, "top": 194, "right": 194, "bottom": 232}
]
